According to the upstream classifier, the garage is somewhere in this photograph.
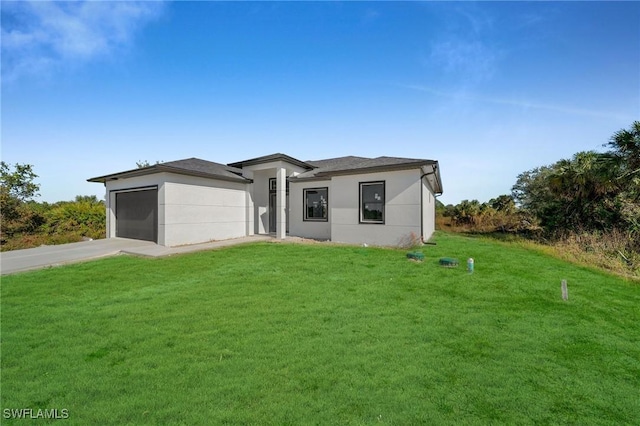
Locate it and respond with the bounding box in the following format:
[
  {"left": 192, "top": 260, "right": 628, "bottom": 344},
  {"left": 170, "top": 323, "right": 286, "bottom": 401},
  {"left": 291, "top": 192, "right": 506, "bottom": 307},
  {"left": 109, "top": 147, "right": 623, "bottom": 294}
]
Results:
[{"left": 115, "top": 188, "right": 158, "bottom": 243}]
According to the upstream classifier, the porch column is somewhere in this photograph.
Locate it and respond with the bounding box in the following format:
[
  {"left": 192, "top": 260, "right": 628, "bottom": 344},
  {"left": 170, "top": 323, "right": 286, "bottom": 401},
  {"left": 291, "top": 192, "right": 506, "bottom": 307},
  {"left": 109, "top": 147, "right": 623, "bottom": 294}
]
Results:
[
  {"left": 107, "top": 190, "right": 116, "bottom": 239},
  {"left": 245, "top": 182, "right": 254, "bottom": 236},
  {"left": 276, "top": 167, "right": 287, "bottom": 239}
]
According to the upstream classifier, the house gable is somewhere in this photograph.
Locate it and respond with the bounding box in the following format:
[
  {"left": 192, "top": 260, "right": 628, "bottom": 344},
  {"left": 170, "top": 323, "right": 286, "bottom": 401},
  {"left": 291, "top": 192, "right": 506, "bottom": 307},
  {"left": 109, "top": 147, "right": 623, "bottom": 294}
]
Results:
[{"left": 227, "top": 153, "right": 315, "bottom": 171}]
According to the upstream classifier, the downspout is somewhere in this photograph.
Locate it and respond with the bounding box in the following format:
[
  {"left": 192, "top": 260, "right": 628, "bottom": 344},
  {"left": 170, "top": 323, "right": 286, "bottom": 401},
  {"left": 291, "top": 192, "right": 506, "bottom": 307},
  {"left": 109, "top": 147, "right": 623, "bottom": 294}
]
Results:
[
  {"left": 420, "top": 165, "right": 441, "bottom": 243},
  {"left": 419, "top": 171, "right": 432, "bottom": 243},
  {"left": 420, "top": 174, "right": 423, "bottom": 240}
]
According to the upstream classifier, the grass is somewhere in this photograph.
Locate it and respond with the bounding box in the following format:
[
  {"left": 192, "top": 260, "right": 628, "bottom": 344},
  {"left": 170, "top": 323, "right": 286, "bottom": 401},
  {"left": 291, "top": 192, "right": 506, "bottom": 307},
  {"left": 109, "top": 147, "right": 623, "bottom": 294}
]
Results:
[
  {"left": 1, "top": 232, "right": 639, "bottom": 424},
  {"left": 437, "top": 215, "right": 640, "bottom": 280}
]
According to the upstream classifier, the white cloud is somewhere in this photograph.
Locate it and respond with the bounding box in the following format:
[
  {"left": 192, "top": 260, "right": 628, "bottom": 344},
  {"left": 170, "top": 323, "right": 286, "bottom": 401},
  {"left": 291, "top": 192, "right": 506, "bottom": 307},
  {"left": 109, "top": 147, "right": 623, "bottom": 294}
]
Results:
[
  {"left": 1, "top": 1, "right": 165, "bottom": 83},
  {"left": 454, "top": 4, "right": 494, "bottom": 36},
  {"left": 428, "top": 39, "right": 497, "bottom": 84},
  {"left": 400, "top": 84, "right": 634, "bottom": 121},
  {"left": 423, "top": 4, "right": 500, "bottom": 86}
]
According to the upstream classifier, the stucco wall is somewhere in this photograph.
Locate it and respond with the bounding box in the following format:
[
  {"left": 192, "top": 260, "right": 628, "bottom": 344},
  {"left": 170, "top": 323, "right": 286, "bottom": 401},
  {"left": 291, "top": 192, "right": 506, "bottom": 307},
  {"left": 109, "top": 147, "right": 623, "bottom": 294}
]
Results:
[
  {"left": 162, "top": 175, "right": 248, "bottom": 247},
  {"left": 105, "top": 172, "right": 249, "bottom": 247},
  {"left": 101, "top": 164, "right": 438, "bottom": 247},
  {"left": 422, "top": 179, "right": 436, "bottom": 242},
  {"left": 251, "top": 170, "right": 272, "bottom": 234},
  {"left": 330, "top": 169, "right": 424, "bottom": 246},
  {"left": 289, "top": 180, "right": 331, "bottom": 240}
]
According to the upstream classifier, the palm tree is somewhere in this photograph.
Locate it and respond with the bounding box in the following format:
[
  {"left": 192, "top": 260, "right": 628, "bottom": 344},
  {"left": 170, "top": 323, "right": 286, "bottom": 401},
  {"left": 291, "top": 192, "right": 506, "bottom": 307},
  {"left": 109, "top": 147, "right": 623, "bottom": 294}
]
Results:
[
  {"left": 489, "top": 195, "right": 516, "bottom": 214},
  {"left": 607, "top": 121, "right": 640, "bottom": 199},
  {"left": 545, "top": 151, "right": 620, "bottom": 231}
]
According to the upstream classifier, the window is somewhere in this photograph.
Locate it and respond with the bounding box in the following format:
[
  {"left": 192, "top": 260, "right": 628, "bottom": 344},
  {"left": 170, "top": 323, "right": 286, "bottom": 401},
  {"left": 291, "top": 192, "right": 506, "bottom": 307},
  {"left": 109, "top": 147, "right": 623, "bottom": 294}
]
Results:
[
  {"left": 269, "top": 178, "right": 289, "bottom": 193},
  {"left": 304, "top": 187, "right": 328, "bottom": 221},
  {"left": 360, "top": 181, "right": 385, "bottom": 223}
]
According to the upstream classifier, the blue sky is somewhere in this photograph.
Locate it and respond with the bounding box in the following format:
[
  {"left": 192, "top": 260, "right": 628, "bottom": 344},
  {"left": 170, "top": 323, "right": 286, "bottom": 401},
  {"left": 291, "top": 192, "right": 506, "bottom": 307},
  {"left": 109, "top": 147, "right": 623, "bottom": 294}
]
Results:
[{"left": 2, "top": 1, "right": 638, "bottom": 205}]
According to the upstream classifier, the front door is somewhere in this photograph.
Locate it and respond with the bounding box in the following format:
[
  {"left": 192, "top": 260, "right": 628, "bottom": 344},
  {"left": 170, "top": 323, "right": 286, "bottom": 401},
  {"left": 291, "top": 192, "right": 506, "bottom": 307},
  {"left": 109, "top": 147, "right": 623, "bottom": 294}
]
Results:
[
  {"left": 269, "top": 193, "right": 277, "bottom": 233},
  {"left": 268, "top": 183, "right": 289, "bottom": 234}
]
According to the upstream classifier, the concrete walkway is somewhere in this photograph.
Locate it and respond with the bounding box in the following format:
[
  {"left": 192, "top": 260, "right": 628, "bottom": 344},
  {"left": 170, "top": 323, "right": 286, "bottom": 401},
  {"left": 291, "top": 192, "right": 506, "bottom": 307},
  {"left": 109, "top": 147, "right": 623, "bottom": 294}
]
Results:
[{"left": 1, "top": 235, "right": 274, "bottom": 275}]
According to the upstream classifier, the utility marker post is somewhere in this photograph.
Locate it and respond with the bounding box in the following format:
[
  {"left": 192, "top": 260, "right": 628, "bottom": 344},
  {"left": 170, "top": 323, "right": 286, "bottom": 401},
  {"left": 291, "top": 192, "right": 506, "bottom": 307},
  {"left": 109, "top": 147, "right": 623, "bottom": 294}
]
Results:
[{"left": 561, "top": 279, "right": 568, "bottom": 301}]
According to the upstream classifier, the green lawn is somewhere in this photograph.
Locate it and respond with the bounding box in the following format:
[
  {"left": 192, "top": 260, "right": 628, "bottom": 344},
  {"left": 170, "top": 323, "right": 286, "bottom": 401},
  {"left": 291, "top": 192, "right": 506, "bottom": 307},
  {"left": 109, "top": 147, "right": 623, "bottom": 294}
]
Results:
[{"left": 2, "top": 233, "right": 638, "bottom": 425}]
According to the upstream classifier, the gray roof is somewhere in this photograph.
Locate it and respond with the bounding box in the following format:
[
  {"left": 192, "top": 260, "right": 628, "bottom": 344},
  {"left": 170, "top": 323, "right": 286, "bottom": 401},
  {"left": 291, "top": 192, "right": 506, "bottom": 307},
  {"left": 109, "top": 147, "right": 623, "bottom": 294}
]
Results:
[
  {"left": 88, "top": 158, "right": 250, "bottom": 183},
  {"left": 88, "top": 153, "right": 442, "bottom": 194},
  {"left": 228, "top": 153, "right": 314, "bottom": 170},
  {"left": 294, "top": 155, "right": 438, "bottom": 180}
]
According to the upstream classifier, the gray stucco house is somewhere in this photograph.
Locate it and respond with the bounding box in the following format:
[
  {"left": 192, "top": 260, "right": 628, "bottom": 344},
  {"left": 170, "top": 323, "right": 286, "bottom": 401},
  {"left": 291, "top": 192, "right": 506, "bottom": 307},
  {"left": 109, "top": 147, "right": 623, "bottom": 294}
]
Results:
[{"left": 88, "top": 153, "right": 443, "bottom": 247}]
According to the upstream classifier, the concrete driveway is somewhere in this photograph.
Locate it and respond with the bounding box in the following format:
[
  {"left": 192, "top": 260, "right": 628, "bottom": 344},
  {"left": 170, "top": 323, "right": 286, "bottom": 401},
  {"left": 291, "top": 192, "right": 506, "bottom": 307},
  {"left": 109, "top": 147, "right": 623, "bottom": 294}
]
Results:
[
  {"left": 0, "top": 238, "right": 158, "bottom": 275},
  {"left": 0, "top": 235, "right": 273, "bottom": 275}
]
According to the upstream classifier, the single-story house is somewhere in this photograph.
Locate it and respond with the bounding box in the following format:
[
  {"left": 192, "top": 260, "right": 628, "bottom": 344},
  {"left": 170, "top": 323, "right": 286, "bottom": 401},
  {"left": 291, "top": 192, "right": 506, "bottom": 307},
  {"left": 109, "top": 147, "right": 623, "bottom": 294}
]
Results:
[{"left": 88, "top": 153, "right": 442, "bottom": 247}]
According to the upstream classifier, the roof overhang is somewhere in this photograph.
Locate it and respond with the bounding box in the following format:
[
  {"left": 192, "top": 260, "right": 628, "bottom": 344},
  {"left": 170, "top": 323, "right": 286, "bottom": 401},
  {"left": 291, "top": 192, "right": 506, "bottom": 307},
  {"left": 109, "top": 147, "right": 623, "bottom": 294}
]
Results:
[
  {"left": 421, "top": 162, "right": 443, "bottom": 195},
  {"left": 292, "top": 160, "right": 438, "bottom": 181},
  {"left": 87, "top": 164, "right": 251, "bottom": 184},
  {"left": 228, "top": 153, "right": 315, "bottom": 170}
]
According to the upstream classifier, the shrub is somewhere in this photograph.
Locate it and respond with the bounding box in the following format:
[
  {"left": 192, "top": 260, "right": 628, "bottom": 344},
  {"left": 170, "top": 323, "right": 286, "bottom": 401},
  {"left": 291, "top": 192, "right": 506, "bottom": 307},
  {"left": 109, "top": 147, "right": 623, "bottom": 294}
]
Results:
[
  {"left": 41, "top": 201, "right": 106, "bottom": 240},
  {"left": 0, "top": 197, "right": 106, "bottom": 251}
]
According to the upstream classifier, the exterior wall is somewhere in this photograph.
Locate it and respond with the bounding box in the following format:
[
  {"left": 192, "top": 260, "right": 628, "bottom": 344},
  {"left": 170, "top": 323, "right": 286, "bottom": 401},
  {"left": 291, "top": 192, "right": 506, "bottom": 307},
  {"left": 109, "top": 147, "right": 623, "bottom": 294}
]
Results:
[
  {"left": 100, "top": 161, "right": 439, "bottom": 248},
  {"left": 330, "top": 169, "right": 423, "bottom": 246},
  {"left": 289, "top": 180, "right": 332, "bottom": 240},
  {"left": 251, "top": 170, "right": 272, "bottom": 234},
  {"left": 104, "top": 172, "right": 249, "bottom": 247},
  {"left": 241, "top": 161, "right": 307, "bottom": 236},
  {"left": 162, "top": 175, "right": 248, "bottom": 246},
  {"left": 422, "top": 179, "right": 436, "bottom": 242},
  {"left": 244, "top": 181, "right": 255, "bottom": 237}
]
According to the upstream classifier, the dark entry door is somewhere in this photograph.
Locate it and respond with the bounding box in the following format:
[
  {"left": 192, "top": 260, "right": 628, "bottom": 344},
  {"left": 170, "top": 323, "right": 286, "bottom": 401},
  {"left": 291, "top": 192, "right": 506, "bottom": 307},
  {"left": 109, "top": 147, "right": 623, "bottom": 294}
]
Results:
[
  {"left": 269, "top": 193, "right": 276, "bottom": 233},
  {"left": 268, "top": 192, "right": 289, "bottom": 233},
  {"left": 115, "top": 189, "right": 158, "bottom": 242}
]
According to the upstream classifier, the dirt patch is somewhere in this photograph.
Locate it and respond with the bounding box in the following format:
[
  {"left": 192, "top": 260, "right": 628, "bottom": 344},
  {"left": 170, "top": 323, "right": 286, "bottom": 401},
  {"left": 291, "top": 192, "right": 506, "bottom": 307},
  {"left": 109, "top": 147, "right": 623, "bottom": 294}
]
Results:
[{"left": 269, "top": 236, "right": 332, "bottom": 245}]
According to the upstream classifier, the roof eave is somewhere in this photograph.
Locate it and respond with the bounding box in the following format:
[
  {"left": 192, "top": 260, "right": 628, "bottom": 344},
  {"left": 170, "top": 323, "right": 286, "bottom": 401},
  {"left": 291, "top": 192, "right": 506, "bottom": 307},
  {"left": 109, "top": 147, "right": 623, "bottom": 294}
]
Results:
[
  {"left": 157, "top": 164, "right": 250, "bottom": 183},
  {"left": 289, "top": 175, "right": 333, "bottom": 183},
  {"left": 420, "top": 162, "right": 443, "bottom": 195},
  {"left": 228, "top": 153, "right": 315, "bottom": 170},
  {"left": 312, "top": 160, "right": 437, "bottom": 178},
  {"left": 88, "top": 164, "right": 251, "bottom": 184},
  {"left": 87, "top": 165, "right": 159, "bottom": 183}
]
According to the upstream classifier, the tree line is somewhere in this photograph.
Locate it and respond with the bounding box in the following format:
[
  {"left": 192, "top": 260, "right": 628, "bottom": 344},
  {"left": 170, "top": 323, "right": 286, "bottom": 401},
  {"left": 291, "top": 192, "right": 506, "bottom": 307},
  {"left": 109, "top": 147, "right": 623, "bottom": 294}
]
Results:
[
  {"left": 440, "top": 122, "right": 639, "bottom": 275},
  {"left": 0, "top": 162, "right": 105, "bottom": 251}
]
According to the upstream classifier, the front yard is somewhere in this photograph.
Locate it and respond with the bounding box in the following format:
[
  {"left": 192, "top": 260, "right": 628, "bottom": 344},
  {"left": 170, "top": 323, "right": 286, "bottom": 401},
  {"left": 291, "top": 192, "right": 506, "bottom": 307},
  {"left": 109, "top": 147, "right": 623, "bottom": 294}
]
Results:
[{"left": 1, "top": 233, "right": 638, "bottom": 424}]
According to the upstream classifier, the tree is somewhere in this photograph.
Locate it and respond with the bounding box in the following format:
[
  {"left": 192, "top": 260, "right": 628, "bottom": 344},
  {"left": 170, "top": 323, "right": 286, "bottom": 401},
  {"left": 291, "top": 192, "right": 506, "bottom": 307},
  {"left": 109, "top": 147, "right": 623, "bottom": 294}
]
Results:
[
  {"left": 512, "top": 165, "right": 559, "bottom": 227},
  {"left": 1, "top": 161, "right": 40, "bottom": 201},
  {"left": 605, "top": 122, "right": 640, "bottom": 242},
  {"left": 136, "top": 160, "right": 162, "bottom": 168},
  {"left": 452, "top": 199, "right": 481, "bottom": 225},
  {"left": 1, "top": 162, "right": 43, "bottom": 239},
  {"left": 551, "top": 151, "right": 621, "bottom": 230},
  {"left": 74, "top": 195, "right": 102, "bottom": 204},
  {"left": 607, "top": 121, "right": 640, "bottom": 177},
  {"left": 512, "top": 122, "right": 640, "bottom": 252},
  {"left": 513, "top": 152, "right": 620, "bottom": 232},
  {"left": 606, "top": 121, "right": 640, "bottom": 202},
  {"left": 489, "top": 195, "right": 516, "bottom": 215}
]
